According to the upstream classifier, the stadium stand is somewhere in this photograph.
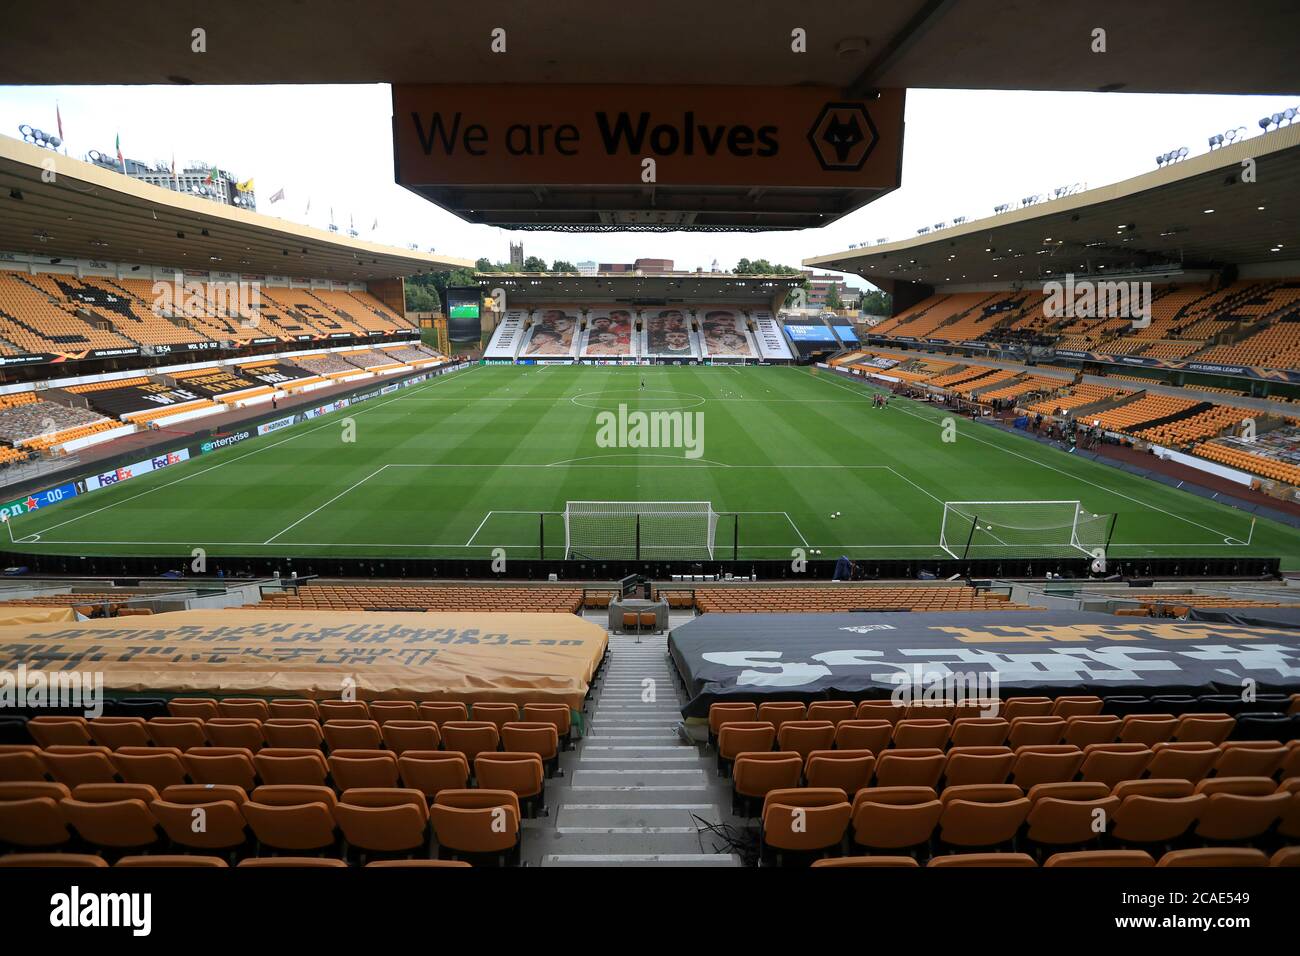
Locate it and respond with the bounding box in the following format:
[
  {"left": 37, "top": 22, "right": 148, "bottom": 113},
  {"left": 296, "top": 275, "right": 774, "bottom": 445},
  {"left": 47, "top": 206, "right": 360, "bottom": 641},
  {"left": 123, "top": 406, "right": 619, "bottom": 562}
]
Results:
[
  {"left": 0, "top": 273, "right": 139, "bottom": 354},
  {"left": 842, "top": 355, "right": 1294, "bottom": 482},
  {"left": 378, "top": 343, "right": 445, "bottom": 366},
  {"left": 340, "top": 348, "right": 403, "bottom": 371},
  {"left": 255, "top": 585, "right": 585, "bottom": 613},
  {"left": 520, "top": 311, "right": 579, "bottom": 357},
  {"left": 259, "top": 288, "right": 390, "bottom": 340},
  {"left": 671, "top": 586, "right": 1034, "bottom": 614},
  {"left": 0, "top": 396, "right": 114, "bottom": 449},
  {"left": 30, "top": 275, "right": 212, "bottom": 348},
  {"left": 290, "top": 352, "right": 372, "bottom": 377},
  {"left": 66, "top": 377, "right": 217, "bottom": 424},
  {"left": 292, "top": 288, "right": 409, "bottom": 335},
  {"left": 171, "top": 366, "right": 271, "bottom": 403},
  {"left": 108, "top": 276, "right": 274, "bottom": 344},
  {"left": 236, "top": 360, "right": 323, "bottom": 391},
  {"left": 870, "top": 292, "right": 1000, "bottom": 341},
  {"left": 1197, "top": 437, "right": 1300, "bottom": 486},
  {"left": 2, "top": 689, "right": 1291, "bottom": 869},
  {"left": 581, "top": 310, "right": 636, "bottom": 357},
  {"left": 0, "top": 269, "right": 416, "bottom": 356},
  {"left": 871, "top": 279, "right": 1300, "bottom": 375},
  {"left": 699, "top": 310, "right": 756, "bottom": 358}
]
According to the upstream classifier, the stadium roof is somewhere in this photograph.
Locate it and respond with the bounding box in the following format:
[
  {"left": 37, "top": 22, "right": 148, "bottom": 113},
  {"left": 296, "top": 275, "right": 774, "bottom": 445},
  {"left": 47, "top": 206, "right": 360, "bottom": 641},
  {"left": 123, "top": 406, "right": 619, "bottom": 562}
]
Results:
[
  {"left": 804, "top": 126, "right": 1300, "bottom": 291},
  {"left": 0, "top": 137, "right": 473, "bottom": 280},
  {"left": 4, "top": 0, "right": 1298, "bottom": 94},
  {"left": 475, "top": 271, "right": 803, "bottom": 304}
]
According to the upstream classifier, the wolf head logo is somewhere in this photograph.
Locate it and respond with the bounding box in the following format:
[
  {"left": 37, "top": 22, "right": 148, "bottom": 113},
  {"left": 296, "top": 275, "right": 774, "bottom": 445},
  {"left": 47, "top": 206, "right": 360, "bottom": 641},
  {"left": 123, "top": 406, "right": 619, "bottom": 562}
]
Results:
[
  {"left": 821, "top": 114, "right": 864, "bottom": 163},
  {"left": 807, "top": 103, "right": 878, "bottom": 172}
]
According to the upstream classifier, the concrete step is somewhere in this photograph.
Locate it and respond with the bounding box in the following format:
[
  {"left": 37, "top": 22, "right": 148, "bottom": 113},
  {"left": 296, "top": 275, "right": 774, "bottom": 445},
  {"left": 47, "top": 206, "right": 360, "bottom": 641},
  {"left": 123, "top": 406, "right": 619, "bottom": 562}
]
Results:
[
  {"left": 540, "top": 635, "right": 737, "bottom": 867},
  {"left": 571, "top": 768, "right": 710, "bottom": 788},
  {"left": 542, "top": 853, "right": 742, "bottom": 867},
  {"left": 592, "top": 703, "right": 682, "bottom": 709},
  {"left": 532, "top": 828, "right": 730, "bottom": 855},
  {"left": 564, "top": 784, "right": 721, "bottom": 802},
  {"left": 555, "top": 803, "right": 720, "bottom": 829},
  {"left": 578, "top": 757, "right": 705, "bottom": 769}
]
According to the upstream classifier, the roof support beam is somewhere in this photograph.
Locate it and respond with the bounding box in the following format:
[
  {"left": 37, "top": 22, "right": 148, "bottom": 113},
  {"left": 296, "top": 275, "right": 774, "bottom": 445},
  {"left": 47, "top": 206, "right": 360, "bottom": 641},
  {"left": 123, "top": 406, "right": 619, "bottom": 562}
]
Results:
[{"left": 846, "top": 0, "right": 957, "bottom": 98}]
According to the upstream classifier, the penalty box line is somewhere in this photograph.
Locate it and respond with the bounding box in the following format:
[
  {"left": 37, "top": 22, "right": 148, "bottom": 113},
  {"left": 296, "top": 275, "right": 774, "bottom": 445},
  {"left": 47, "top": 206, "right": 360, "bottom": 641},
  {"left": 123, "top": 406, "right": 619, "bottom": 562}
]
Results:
[
  {"left": 262, "top": 464, "right": 391, "bottom": 545},
  {"left": 804, "top": 367, "right": 1252, "bottom": 548}
]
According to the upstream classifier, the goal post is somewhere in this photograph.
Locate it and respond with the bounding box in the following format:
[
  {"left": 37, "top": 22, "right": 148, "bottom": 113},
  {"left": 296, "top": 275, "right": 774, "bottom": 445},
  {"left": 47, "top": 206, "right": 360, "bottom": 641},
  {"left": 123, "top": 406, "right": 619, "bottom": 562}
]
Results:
[
  {"left": 938, "top": 500, "right": 1115, "bottom": 559},
  {"left": 563, "top": 501, "right": 720, "bottom": 560}
]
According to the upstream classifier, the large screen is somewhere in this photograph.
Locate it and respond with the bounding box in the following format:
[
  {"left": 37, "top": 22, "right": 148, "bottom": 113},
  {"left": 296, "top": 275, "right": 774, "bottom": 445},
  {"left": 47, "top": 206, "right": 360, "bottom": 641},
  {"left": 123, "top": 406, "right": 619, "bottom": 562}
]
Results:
[
  {"left": 445, "top": 286, "right": 482, "bottom": 342},
  {"left": 784, "top": 324, "right": 837, "bottom": 342}
]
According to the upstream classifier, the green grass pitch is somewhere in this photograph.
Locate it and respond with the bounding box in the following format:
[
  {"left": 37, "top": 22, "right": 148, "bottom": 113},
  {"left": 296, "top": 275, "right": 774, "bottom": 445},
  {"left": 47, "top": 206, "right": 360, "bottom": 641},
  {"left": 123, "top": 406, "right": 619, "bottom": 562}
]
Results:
[{"left": 6, "top": 364, "right": 1299, "bottom": 566}]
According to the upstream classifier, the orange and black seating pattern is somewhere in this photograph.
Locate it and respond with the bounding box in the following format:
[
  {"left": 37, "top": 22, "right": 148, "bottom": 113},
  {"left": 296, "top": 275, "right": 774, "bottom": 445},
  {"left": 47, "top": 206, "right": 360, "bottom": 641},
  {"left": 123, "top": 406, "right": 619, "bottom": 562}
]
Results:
[
  {"left": 1115, "top": 594, "right": 1299, "bottom": 619},
  {"left": 0, "top": 697, "right": 581, "bottom": 867},
  {"left": 710, "top": 693, "right": 1300, "bottom": 866},
  {"left": 255, "top": 585, "right": 583, "bottom": 614},
  {"left": 680, "top": 586, "right": 1035, "bottom": 614},
  {"left": 0, "top": 593, "right": 162, "bottom": 617},
  {"left": 0, "top": 271, "right": 415, "bottom": 355}
]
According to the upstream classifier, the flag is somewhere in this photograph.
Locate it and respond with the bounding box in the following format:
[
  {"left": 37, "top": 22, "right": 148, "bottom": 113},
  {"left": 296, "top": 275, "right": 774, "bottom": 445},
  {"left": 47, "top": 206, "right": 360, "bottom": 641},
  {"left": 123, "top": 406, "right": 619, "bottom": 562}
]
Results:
[
  {"left": 56, "top": 104, "right": 63, "bottom": 142},
  {"left": 115, "top": 133, "right": 124, "bottom": 172},
  {"left": 304, "top": 197, "right": 311, "bottom": 215},
  {"left": 170, "top": 153, "right": 178, "bottom": 188},
  {"left": 204, "top": 166, "right": 218, "bottom": 184},
  {"left": 236, "top": 178, "right": 254, "bottom": 193},
  {"left": 371, "top": 217, "right": 378, "bottom": 231},
  {"left": 269, "top": 187, "right": 285, "bottom": 204}
]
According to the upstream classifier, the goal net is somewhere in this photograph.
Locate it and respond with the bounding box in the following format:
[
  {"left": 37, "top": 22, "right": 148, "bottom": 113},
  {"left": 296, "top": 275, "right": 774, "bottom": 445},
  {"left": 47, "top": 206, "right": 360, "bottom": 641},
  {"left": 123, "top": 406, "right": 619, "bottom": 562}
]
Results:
[
  {"left": 938, "top": 500, "right": 1113, "bottom": 559},
  {"left": 563, "top": 501, "right": 720, "bottom": 560}
]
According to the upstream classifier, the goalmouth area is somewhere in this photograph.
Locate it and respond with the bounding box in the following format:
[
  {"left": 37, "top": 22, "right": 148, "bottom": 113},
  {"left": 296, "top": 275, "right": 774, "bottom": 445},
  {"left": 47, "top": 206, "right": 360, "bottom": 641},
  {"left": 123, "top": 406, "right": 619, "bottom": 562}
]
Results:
[{"left": 1, "top": 363, "right": 1295, "bottom": 571}]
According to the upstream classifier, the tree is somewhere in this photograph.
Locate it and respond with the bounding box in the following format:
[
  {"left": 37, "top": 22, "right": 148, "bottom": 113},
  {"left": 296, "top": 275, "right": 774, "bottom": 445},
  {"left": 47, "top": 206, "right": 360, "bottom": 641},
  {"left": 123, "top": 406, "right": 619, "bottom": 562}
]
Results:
[
  {"left": 522, "top": 255, "right": 548, "bottom": 272},
  {"left": 859, "top": 289, "right": 892, "bottom": 316},
  {"left": 409, "top": 268, "right": 474, "bottom": 315},
  {"left": 825, "top": 284, "right": 844, "bottom": 311},
  {"left": 734, "top": 258, "right": 803, "bottom": 277},
  {"left": 405, "top": 283, "right": 438, "bottom": 313},
  {"left": 551, "top": 260, "right": 577, "bottom": 272}
]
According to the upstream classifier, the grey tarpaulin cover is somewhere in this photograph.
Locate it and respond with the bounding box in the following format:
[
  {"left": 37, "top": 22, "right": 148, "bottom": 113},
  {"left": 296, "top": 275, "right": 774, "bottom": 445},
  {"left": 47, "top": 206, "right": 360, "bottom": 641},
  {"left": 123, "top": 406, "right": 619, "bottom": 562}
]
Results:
[{"left": 667, "top": 610, "right": 1300, "bottom": 717}]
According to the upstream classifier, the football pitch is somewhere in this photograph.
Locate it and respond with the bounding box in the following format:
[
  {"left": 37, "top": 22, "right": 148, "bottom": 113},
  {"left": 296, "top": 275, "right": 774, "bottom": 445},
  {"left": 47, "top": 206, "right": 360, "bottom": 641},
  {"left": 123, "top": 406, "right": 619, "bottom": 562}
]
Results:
[{"left": 6, "top": 364, "right": 1299, "bottom": 566}]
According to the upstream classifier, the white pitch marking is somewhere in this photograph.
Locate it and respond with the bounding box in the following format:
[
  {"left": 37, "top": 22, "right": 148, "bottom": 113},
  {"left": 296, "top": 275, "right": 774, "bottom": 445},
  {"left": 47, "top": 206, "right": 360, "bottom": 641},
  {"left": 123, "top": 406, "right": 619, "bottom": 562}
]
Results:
[
  {"left": 18, "top": 366, "right": 480, "bottom": 539},
  {"left": 805, "top": 367, "right": 1249, "bottom": 545},
  {"left": 262, "top": 465, "right": 392, "bottom": 545}
]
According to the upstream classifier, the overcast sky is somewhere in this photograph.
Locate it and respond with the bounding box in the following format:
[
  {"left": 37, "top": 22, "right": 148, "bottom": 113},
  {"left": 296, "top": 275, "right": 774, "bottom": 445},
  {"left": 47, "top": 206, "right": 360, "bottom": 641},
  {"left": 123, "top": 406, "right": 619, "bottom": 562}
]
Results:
[{"left": 0, "top": 85, "right": 1295, "bottom": 288}]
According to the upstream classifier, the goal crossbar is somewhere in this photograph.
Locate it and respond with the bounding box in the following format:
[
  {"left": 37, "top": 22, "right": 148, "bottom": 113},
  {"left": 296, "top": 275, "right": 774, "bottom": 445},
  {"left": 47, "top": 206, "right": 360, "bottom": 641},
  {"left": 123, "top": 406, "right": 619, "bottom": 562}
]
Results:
[
  {"left": 939, "top": 500, "right": 1113, "bottom": 560},
  {"left": 563, "top": 500, "right": 720, "bottom": 560}
]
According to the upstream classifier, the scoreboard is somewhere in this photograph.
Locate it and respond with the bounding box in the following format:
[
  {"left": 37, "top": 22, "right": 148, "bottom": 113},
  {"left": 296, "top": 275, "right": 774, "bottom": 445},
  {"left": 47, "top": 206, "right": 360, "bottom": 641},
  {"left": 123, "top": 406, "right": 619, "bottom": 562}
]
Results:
[{"left": 445, "top": 286, "right": 482, "bottom": 342}]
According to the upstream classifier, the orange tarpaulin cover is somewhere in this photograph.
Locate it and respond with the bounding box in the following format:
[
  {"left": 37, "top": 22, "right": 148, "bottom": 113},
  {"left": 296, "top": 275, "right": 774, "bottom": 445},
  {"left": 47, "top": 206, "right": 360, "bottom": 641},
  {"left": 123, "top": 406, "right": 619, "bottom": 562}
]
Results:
[
  {"left": 0, "top": 609, "right": 608, "bottom": 709},
  {"left": 0, "top": 606, "right": 77, "bottom": 625}
]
